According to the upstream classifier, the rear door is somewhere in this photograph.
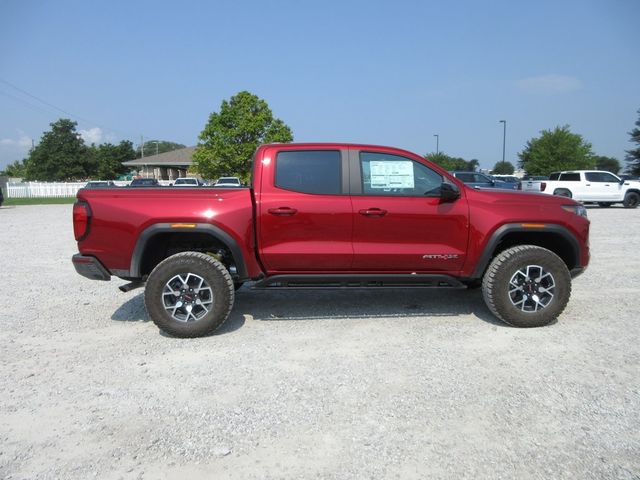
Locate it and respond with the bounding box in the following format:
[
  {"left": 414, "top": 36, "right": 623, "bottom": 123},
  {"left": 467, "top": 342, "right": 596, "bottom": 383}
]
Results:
[
  {"left": 257, "top": 147, "right": 353, "bottom": 271},
  {"left": 350, "top": 149, "right": 469, "bottom": 272}
]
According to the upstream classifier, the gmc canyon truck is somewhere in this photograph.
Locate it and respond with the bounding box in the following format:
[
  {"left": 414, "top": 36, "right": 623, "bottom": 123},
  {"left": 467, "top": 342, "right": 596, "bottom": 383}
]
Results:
[{"left": 72, "top": 143, "right": 590, "bottom": 338}]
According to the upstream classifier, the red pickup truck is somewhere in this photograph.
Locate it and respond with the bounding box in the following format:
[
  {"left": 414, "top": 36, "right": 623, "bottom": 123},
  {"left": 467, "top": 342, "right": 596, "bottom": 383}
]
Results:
[{"left": 72, "top": 143, "right": 590, "bottom": 337}]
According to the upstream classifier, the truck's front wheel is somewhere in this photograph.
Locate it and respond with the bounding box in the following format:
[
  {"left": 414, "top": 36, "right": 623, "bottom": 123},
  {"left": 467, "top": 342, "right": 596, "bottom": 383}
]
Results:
[
  {"left": 144, "top": 252, "right": 234, "bottom": 338},
  {"left": 482, "top": 245, "right": 571, "bottom": 328},
  {"left": 623, "top": 192, "right": 639, "bottom": 209}
]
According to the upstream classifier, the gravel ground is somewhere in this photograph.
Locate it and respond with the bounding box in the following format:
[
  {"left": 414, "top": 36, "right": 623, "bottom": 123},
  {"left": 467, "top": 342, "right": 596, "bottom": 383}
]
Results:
[{"left": 1, "top": 204, "right": 639, "bottom": 480}]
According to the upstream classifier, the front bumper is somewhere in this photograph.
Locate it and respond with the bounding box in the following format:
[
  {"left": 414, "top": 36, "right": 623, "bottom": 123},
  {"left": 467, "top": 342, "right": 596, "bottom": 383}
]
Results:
[{"left": 72, "top": 254, "right": 111, "bottom": 281}]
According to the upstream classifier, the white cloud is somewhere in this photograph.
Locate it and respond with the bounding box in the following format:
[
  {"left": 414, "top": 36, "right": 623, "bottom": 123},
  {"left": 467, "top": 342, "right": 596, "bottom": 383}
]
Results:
[
  {"left": 517, "top": 74, "right": 582, "bottom": 95},
  {"left": 0, "top": 134, "right": 32, "bottom": 148},
  {"left": 79, "top": 127, "right": 103, "bottom": 145}
]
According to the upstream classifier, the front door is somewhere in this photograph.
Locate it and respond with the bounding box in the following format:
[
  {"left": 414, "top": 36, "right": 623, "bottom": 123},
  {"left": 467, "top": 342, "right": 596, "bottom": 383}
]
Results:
[{"left": 350, "top": 150, "right": 469, "bottom": 273}]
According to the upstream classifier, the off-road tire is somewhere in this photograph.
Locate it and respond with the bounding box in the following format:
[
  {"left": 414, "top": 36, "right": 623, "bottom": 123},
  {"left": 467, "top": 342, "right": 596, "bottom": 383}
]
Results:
[
  {"left": 482, "top": 245, "right": 571, "bottom": 328},
  {"left": 144, "top": 252, "right": 234, "bottom": 338},
  {"left": 554, "top": 189, "right": 572, "bottom": 198},
  {"left": 623, "top": 191, "right": 639, "bottom": 209}
]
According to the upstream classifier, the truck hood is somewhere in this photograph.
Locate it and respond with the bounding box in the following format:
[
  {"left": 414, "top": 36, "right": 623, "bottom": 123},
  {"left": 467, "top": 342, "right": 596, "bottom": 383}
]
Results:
[{"left": 465, "top": 186, "right": 581, "bottom": 207}]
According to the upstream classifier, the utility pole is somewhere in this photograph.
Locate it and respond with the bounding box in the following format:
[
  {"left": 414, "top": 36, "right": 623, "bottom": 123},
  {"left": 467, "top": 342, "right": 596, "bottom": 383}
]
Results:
[
  {"left": 140, "top": 135, "right": 144, "bottom": 158},
  {"left": 499, "top": 120, "right": 506, "bottom": 163},
  {"left": 433, "top": 134, "right": 439, "bottom": 154}
]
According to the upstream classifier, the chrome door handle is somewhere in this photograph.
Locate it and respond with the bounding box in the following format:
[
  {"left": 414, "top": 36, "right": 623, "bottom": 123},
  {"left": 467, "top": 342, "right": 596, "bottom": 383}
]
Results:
[
  {"left": 268, "top": 207, "right": 298, "bottom": 216},
  {"left": 358, "top": 208, "right": 387, "bottom": 217}
]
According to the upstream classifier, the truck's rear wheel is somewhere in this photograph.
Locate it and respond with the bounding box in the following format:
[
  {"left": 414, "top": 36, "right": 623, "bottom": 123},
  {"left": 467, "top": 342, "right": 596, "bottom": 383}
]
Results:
[
  {"left": 623, "top": 192, "right": 639, "bottom": 209},
  {"left": 482, "top": 245, "right": 571, "bottom": 328},
  {"left": 144, "top": 252, "right": 234, "bottom": 338}
]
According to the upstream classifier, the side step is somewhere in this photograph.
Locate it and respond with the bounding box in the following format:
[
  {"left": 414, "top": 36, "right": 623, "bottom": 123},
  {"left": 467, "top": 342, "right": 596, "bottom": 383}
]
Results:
[{"left": 253, "top": 274, "right": 465, "bottom": 290}]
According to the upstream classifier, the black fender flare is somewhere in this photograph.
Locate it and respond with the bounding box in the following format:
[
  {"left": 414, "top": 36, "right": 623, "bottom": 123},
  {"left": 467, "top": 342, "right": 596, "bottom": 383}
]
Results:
[
  {"left": 129, "top": 223, "right": 248, "bottom": 279},
  {"left": 470, "top": 223, "right": 582, "bottom": 279}
]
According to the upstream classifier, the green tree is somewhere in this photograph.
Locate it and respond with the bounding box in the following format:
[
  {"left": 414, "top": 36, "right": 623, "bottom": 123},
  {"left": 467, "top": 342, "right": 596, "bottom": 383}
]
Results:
[
  {"left": 626, "top": 109, "right": 640, "bottom": 175},
  {"left": 24, "top": 119, "right": 91, "bottom": 181},
  {"left": 425, "top": 152, "right": 478, "bottom": 171},
  {"left": 0, "top": 159, "right": 28, "bottom": 177},
  {"left": 193, "top": 91, "right": 293, "bottom": 181},
  {"left": 593, "top": 155, "right": 620, "bottom": 174},
  {"left": 89, "top": 141, "right": 136, "bottom": 179},
  {"left": 136, "top": 140, "right": 186, "bottom": 158},
  {"left": 492, "top": 161, "right": 515, "bottom": 174},
  {"left": 518, "top": 125, "right": 595, "bottom": 175}
]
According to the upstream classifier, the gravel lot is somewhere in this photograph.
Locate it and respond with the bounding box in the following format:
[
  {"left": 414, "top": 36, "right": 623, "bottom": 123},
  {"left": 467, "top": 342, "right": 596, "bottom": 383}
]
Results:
[{"left": 1, "top": 204, "right": 639, "bottom": 480}]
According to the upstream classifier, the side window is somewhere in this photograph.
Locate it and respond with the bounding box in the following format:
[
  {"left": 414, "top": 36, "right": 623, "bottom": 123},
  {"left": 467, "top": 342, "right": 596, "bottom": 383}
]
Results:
[
  {"left": 456, "top": 173, "right": 473, "bottom": 182},
  {"left": 275, "top": 150, "right": 342, "bottom": 194},
  {"left": 559, "top": 173, "right": 580, "bottom": 181},
  {"left": 585, "top": 172, "right": 618, "bottom": 182},
  {"left": 360, "top": 152, "right": 442, "bottom": 196}
]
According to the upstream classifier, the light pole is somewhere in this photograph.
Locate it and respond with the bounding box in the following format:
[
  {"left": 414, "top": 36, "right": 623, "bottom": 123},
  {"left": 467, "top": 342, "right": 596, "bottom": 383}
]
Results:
[
  {"left": 152, "top": 140, "right": 159, "bottom": 156},
  {"left": 499, "top": 120, "right": 506, "bottom": 163},
  {"left": 433, "top": 134, "right": 439, "bottom": 154}
]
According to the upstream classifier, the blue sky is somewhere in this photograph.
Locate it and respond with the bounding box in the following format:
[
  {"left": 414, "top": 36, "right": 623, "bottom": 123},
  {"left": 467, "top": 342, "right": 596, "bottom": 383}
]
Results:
[{"left": 1, "top": 0, "right": 639, "bottom": 171}]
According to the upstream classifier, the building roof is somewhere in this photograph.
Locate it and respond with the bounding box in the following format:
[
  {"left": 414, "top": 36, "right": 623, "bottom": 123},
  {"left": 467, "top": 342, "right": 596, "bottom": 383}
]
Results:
[{"left": 122, "top": 146, "right": 196, "bottom": 167}]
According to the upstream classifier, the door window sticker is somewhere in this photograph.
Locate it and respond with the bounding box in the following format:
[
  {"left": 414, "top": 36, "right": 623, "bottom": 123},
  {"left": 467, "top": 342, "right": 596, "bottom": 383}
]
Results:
[{"left": 369, "top": 161, "right": 415, "bottom": 189}]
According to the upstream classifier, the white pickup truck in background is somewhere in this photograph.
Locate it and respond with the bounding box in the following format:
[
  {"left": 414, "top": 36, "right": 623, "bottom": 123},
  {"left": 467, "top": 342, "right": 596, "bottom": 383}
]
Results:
[{"left": 523, "top": 170, "right": 640, "bottom": 208}]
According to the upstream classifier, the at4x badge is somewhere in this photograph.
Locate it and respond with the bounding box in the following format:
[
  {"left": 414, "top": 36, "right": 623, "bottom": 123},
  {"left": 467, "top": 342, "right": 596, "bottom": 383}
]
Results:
[{"left": 422, "top": 254, "right": 460, "bottom": 260}]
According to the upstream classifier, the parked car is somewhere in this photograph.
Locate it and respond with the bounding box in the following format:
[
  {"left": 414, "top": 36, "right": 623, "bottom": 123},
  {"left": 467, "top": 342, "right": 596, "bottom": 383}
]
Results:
[
  {"left": 129, "top": 178, "right": 160, "bottom": 187},
  {"left": 450, "top": 171, "right": 518, "bottom": 190},
  {"left": 173, "top": 177, "right": 206, "bottom": 187},
  {"left": 85, "top": 181, "right": 117, "bottom": 188},
  {"left": 214, "top": 176, "right": 242, "bottom": 187},
  {"left": 492, "top": 175, "right": 520, "bottom": 183},
  {"left": 72, "top": 142, "right": 590, "bottom": 338},
  {"left": 619, "top": 174, "right": 640, "bottom": 181},
  {"left": 519, "top": 175, "right": 549, "bottom": 192}
]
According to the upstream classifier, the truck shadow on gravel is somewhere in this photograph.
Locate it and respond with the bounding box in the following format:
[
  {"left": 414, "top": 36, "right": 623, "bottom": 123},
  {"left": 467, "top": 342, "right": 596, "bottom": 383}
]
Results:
[
  {"left": 234, "top": 287, "right": 505, "bottom": 327},
  {"left": 111, "top": 286, "right": 507, "bottom": 334}
]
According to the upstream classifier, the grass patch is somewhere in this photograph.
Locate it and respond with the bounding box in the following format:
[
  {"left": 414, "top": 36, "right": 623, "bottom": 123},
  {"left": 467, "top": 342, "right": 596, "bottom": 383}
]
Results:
[{"left": 3, "top": 197, "right": 77, "bottom": 206}]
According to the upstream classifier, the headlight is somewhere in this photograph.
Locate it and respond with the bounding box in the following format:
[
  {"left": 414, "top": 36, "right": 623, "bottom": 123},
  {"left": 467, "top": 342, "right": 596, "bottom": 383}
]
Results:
[{"left": 561, "top": 204, "right": 588, "bottom": 218}]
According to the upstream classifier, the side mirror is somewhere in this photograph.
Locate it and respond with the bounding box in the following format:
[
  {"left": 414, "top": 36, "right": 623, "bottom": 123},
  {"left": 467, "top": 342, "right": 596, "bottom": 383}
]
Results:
[{"left": 440, "top": 182, "right": 460, "bottom": 202}]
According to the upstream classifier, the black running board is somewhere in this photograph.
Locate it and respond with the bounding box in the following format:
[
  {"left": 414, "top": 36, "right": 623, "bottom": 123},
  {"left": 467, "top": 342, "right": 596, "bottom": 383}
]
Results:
[{"left": 253, "top": 274, "right": 465, "bottom": 290}]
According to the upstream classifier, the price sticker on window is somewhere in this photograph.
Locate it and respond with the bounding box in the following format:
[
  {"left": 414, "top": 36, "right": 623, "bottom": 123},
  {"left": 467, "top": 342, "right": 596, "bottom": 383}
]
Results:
[{"left": 369, "top": 161, "right": 414, "bottom": 189}]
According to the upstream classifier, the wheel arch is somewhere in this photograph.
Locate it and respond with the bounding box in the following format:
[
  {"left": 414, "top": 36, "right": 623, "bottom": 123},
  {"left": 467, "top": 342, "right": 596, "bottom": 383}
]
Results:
[
  {"left": 130, "top": 223, "right": 248, "bottom": 280},
  {"left": 471, "top": 224, "right": 581, "bottom": 279},
  {"left": 553, "top": 188, "right": 572, "bottom": 197}
]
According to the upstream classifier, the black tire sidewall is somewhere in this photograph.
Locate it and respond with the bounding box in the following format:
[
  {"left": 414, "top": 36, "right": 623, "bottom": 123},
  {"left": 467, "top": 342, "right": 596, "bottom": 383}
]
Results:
[
  {"left": 483, "top": 246, "right": 571, "bottom": 328},
  {"left": 144, "top": 253, "right": 234, "bottom": 338},
  {"left": 623, "top": 192, "right": 639, "bottom": 208}
]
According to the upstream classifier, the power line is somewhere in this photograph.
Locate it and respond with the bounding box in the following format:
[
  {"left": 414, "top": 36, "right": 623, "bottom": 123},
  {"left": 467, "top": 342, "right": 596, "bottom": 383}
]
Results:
[{"left": 0, "top": 77, "right": 143, "bottom": 140}]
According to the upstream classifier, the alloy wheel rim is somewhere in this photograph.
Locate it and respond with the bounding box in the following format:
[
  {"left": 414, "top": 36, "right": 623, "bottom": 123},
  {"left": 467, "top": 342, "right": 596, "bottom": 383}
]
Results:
[
  {"left": 508, "top": 264, "right": 555, "bottom": 313},
  {"left": 162, "top": 273, "right": 214, "bottom": 322}
]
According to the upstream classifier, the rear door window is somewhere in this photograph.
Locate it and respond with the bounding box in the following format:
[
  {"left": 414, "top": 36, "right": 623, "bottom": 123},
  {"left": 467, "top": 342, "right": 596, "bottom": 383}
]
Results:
[{"left": 275, "top": 150, "right": 342, "bottom": 194}]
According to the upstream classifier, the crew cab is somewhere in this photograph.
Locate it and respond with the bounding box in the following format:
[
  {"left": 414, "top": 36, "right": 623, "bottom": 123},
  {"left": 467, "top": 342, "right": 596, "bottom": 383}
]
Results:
[
  {"left": 72, "top": 143, "right": 590, "bottom": 337},
  {"left": 523, "top": 170, "right": 640, "bottom": 208}
]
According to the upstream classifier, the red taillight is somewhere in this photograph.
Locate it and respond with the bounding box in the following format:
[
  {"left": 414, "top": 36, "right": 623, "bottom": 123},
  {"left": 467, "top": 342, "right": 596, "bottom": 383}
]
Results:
[
  {"left": 540, "top": 182, "right": 547, "bottom": 192},
  {"left": 73, "top": 201, "right": 91, "bottom": 241}
]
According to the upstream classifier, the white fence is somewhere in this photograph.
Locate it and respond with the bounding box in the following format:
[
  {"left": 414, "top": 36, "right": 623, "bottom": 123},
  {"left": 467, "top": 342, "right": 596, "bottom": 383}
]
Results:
[
  {"left": 6, "top": 180, "right": 172, "bottom": 198},
  {"left": 7, "top": 182, "right": 86, "bottom": 198}
]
